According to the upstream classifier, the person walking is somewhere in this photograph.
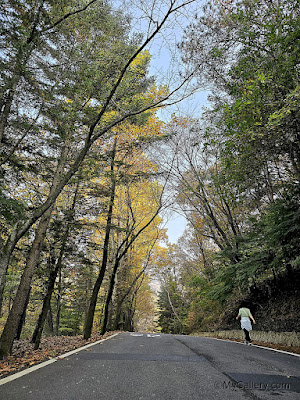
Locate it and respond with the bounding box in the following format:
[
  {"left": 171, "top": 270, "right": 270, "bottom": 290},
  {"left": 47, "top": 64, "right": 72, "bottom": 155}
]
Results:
[{"left": 236, "top": 301, "right": 256, "bottom": 345}]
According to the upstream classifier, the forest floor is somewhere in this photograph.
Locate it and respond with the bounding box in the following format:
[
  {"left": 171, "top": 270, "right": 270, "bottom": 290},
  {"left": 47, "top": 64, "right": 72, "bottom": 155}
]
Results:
[
  {"left": 0, "top": 332, "right": 299, "bottom": 379},
  {"left": 0, "top": 331, "right": 120, "bottom": 379}
]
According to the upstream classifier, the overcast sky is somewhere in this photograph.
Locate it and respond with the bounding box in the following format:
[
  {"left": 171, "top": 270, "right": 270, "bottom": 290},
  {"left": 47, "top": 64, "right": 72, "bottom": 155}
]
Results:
[{"left": 142, "top": 2, "right": 208, "bottom": 244}]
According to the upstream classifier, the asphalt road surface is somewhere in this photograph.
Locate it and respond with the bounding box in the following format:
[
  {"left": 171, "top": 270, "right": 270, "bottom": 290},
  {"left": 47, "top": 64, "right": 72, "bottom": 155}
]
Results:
[{"left": 0, "top": 332, "right": 299, "bottom": 400}]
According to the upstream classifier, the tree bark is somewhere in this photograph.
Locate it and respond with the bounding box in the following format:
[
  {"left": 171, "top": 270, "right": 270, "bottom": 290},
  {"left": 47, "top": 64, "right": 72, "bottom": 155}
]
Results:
[
  {"left": 100, "top": 258, "right": 120, "bottom": 335},
  {"left": 15, "top": 287, "right": 31, "bottom": 340},
  {"left": 83, "top": 139, "right": 117, "bottom": 339},
  {"left": 0, "top": 46, "right": 32, "bottom": 144},
  {"left": 113, "top": 268, "right": 146, "bottom": 330},
  {"left": 55, "top": 268, "right": 62, "bottom": 337},
  {"left": 31, "top": 264, "right": 58, "bottom": 349},
  {"left": 31, "top": 185, "right": 78, "bottom": 349},
  {"left": 46, "top": 307, "right": 54, "bottom": 336},
  {"left": 0, "top": 206, "right": 53, "bottom": 358},
  {"left": 0, "top": 247, "right": 14, "bottom": 314}
]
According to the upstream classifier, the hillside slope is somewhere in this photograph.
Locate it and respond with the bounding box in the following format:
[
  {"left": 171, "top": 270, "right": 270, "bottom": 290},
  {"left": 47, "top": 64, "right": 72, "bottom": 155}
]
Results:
[{"left": 216, "top": 266, "right": 300, "bottom": 332}]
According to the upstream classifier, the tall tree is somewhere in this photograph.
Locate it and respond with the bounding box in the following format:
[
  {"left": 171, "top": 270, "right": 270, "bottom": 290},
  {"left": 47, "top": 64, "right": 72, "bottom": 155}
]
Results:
[
  {"left": 31, "top": 183, "right": 79, "bottom": 349},
  {"left": 180, "top": 0, "right": 300, "bottom": 189},
  {"left": 84, "top": 125, "right": 166, "bottom": 338},
  {"left": 0, "top": 0, "right": 196, "bottom": 322}
]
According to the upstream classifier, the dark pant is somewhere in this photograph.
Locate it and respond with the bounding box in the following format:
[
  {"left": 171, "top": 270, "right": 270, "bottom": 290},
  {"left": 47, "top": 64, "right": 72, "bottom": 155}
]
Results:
[{"left": 243, "top": 328, "right": 251, "bottom": 342}]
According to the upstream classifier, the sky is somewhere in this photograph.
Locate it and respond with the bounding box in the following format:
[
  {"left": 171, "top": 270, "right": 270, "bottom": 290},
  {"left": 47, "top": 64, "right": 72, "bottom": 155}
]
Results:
[
  {"left": 114, "top": 0, "right": 208, "bottom": 244},
  {"left": 164, "top": 214, "right": 188, "bottom": 243},
  {"left": 137, "top": 1, "right": 208, "bottom": 244}
]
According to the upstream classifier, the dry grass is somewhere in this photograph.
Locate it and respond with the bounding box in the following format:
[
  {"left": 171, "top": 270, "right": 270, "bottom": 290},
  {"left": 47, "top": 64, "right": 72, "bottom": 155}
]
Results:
[{"left": 193, "top": 330, "right": 300, "bottom": 355}]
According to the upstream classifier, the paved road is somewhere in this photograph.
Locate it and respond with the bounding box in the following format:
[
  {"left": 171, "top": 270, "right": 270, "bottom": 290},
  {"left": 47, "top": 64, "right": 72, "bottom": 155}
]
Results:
[{"left": 0, "top": 332, "right": 299, "bottom": 399}]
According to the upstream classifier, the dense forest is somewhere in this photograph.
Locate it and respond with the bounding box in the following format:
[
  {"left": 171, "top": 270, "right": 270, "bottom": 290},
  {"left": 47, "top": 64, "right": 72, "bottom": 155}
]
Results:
[
  {"left": 0, "top": 0, "right": 299, "bottom": 359},
  {"left": 156, "top": 0, "right": 300, "bottom": 334}
]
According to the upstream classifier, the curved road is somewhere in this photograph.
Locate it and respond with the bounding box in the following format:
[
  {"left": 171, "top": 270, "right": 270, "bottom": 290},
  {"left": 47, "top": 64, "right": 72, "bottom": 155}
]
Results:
[{"left": 0, "top": 332, "right": 299, "bottom": 399}]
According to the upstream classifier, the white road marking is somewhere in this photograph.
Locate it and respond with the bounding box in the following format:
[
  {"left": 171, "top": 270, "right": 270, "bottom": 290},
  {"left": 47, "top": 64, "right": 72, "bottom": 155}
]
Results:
[
  {"left": 147, "top": 334, "right": 161, "bottom": 337},
  {"left": 130, "top": 333, "right": 144, "bottom": 337},
  {"left": 202, "top": 336, "right": 300, "bottom": 357}
]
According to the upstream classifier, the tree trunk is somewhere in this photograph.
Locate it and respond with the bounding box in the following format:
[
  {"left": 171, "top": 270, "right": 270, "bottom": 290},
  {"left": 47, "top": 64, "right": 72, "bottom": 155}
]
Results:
[
  {"left": 55, "top": 269, "right": 62, "bottom": 337},
  {"left": 104, "top": 201, "right": 163, "bottom": 334},
  {"left": 83, "top": 139, "right": 117, "bottom": 340},
  {"left": 0, "top": 133, "right": 76, "bottom": 358},
  {"left": 15, "top": 287, "right": 31, "bottom": 340},
  {"left": 124, "top": 299, "right": 135, "bottom": 332},
  {"left": 0, "top": 249, "right": 13, "bottom": 314},
  {"left": 0, "top": 222, "right": 25, "bottom": 314},
  {"left": 113, "top": 301, "right": 123, "bottom": 331},
  {"left": 0, "top": 207, "right": 53, "bottom": 358},
  {"left": 31, "top": 263, "right": 59, "bottom": 349},
  {"left": 84, "top": 264, "right": 93, "bottom": 323},
  {"left": 31, "top": 185, "right": 78, "bottom": 349},
  {"left": 113, "top": 269, "right": 145, "bottom": 330},
  {"left": 0, "top": 46, "right": 32, "bottom": 143},
  {"left": 46, "top": 307, "right": 54, "bottom": 336},
  {"left": 100, "top": 258, "right": 120, "bottom": 335},
  {"left": 0, "top": 137, "right": 91, "bottom": 317}
]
